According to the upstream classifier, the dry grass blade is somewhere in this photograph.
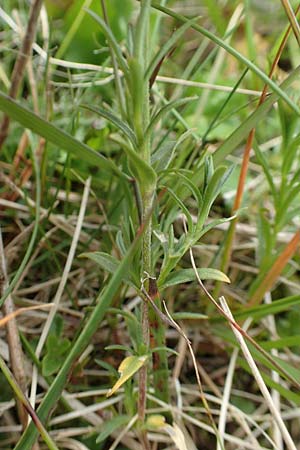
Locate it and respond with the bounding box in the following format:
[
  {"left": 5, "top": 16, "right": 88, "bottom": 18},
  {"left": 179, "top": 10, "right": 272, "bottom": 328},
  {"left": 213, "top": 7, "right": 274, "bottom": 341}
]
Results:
[
  {"left": 219, "top": 296, "right": 297, "bottom": 450},
  {"left": 248, "top": 230, "right": 300, "bottom": 307},
  {"left": 0, "top": 304, "right": 54, "bottom": 328}
]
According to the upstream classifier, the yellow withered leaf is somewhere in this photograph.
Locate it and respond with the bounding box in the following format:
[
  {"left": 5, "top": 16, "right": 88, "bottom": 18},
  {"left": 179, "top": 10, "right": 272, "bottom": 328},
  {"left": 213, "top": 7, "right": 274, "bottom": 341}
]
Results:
[
  {"left": 107, "top": 355, "right": 148, "bottom": 397},
  {"left": 146, "top": 414, "right": 166, "bottom": 430}
]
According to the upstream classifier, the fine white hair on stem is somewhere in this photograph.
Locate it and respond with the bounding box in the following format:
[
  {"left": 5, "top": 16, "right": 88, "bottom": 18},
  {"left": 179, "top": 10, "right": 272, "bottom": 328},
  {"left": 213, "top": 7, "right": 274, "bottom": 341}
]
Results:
[
  {"left": 29, "top": 177, "right": 91, "bottom": 409},
  {"left": 219, "top": 296, "right": 297, "bottom": 450}
]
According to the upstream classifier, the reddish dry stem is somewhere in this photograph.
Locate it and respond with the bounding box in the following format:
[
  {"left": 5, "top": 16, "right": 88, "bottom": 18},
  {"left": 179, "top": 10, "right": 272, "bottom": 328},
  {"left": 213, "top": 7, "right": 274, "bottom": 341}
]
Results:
[{"left": 248, "top": 230, "right": 300, "bottom": 308}]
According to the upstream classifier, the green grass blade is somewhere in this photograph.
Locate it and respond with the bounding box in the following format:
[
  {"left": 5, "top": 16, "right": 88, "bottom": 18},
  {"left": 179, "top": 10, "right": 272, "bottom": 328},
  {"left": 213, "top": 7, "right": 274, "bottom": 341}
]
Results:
[
  {"left": 151, "top": 2, "right": 300, "bottom": 115},
  {"left": 0, "top": 92, "right": 122, "bottom": 176},
  {"left": 14, "top": 222, "right": 146, "bottom": 450},
  {"left": 211, "top": 294, "right": 300, "bottom": 322}
]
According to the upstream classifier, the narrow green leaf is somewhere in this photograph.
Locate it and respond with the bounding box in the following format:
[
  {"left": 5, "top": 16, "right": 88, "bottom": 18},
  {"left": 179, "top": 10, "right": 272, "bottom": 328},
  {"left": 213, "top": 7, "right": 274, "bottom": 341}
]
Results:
[
  {"left": 172, "top": 312, "right": 208, "bottom": 320},
  {"left": 260, "top": 335, "right": 300, "bottom": 351},
  {"left": 159, "top": 268, "right": 230, "bottom": 289},
  {"left": 81, "top": 104, "right": 137, "bottom": 147},
  {"left": 105, "top": 345, "right": 133, "bottom": 353},
  {"left": 0, "top": 92, "right": 121, "bottom": 175},
  {"left": 109, "top": 133, "right": 157, "bottom": 190},
  {"left": 165, "top": 187, "right": 194, "bottom": 233},
  {"left": 237, "top": 357, "right": 300, "bottom": 404},
  {"left": 254, "top": 144, "right": 277, "bottom": 201},
  {"left": 80, "top": 252, "right": 119, "bottom": 274},
  {"left": 211, "top": 294, "right": 300, "bottom": 322}
]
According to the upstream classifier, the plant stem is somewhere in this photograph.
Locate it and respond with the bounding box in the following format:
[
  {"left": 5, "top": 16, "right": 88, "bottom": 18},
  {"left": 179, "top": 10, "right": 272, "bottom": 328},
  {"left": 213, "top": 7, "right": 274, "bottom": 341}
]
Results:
[{"left": 133, "top": 0, "right": 152, "bottom": 432}]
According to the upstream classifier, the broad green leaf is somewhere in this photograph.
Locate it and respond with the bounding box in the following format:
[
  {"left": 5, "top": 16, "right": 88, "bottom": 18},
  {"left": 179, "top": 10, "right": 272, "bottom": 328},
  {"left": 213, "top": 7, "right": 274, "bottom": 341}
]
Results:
[
  {"left": 107, "top": 355, "right": 149, "bottom": 397},
  {"left": 0, "top": 92, "right": 121, "bottom": 175},
  {"left": 96, "top": 415, "right": 130, "bottom": 443},
  {"left": 159, "top": 268, "right": 230, "bottom": 289}
]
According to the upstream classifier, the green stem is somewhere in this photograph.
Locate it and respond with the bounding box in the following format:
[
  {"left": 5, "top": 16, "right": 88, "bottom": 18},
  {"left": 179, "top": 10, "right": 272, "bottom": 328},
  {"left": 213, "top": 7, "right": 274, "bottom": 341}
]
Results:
[{"left": 134, "top": 0, "right": 169, "bottom": 427}]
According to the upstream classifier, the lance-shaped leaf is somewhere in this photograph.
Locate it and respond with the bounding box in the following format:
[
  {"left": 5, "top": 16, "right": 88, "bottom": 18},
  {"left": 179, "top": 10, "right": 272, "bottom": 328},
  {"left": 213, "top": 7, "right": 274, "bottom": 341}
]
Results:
[
  {"left": 81, "top": 104, "right": 137, "bottom": 147},
  {"left": 107, "top": 355, "right": 149, "bottom": 397},
  {"left": 159, "top": 268, "right": 230, "bottom": 289}
]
